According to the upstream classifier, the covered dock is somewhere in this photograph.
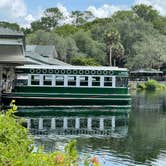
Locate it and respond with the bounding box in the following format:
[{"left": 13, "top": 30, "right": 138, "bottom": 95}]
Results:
[{"left": 130, "top": 69, "right": 165, "bottom": 82}]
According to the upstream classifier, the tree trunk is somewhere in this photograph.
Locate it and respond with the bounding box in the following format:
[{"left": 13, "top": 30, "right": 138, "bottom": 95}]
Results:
[
  {"left": 109, "top": 46, "right": 112, "bottom": 66},
  {"left": 113, "top": 59, "right": 116, "bottom": 66}
]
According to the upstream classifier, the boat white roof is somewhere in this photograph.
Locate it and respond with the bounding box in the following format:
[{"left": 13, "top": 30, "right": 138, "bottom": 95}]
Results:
[{"left": 16, "top": 65, "right": 128, "bottom": 71}]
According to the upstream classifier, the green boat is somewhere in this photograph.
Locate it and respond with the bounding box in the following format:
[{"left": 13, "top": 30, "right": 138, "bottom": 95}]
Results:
[{"left": 2, "top": 65, "right": 131, "bottom": 109}]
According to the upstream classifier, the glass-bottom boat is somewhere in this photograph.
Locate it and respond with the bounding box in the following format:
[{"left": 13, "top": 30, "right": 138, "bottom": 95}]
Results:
[{"left": 2, "top": 65, "right": 131, "bottom": 111}]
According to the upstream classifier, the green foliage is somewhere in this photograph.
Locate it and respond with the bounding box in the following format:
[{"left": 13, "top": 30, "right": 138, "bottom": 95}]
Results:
[
  {"left": 137, "top": 79, "right": 166, "bottom": 91},
  {"left": 137, "top": 82, "right": 147, "bottom": 90},
  {"left": 73, "top": 30, "right": 107, "bottom": 64},
  {"left": 31, "top": 7, "right": 63, "bottom": 32},
  {"left": 65, "top": 36, "right": 79, "bottom": 63},
  {"left": 0, "top": 21, "right": 20, "bottom": 31},
  {"left": 112, "top": 10, "right": 136, "bottom": 21},
  {"left": 128, "top": 32, "right": 166, "bottom": 69},
  {"left": 132, "top": 4, "right": 159, "bottom": 22},
  {"left": 145, "top": 79, "right": 160, "bottom": 90},
  {"left": 105, "top": 29, "right": 124, "bottom": 66},
  {"left": 71, "top": 56, "right": 100, "bottom": 66},
  {"left": 0, "top": 110, "right": 100, "bottom": 166},
  {"left": 54, "top": 24, "right": 79, "bottom": 37},
  {"left": 71, "top": 11, "right": 95, "bottom": 26},
  {"left": 8, "top": 3, "right": 165, "bottom": 68},
  {"left": 0, "top": 111, "right": 33, "bottom": 165},
  {"left": 153, "top": 16, "right": 166, "bottom": 35}
]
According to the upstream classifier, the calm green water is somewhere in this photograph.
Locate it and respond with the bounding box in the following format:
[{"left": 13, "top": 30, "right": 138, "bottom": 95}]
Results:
[{"left": 20, "top": 91, "right": 166, "bottom": 166}]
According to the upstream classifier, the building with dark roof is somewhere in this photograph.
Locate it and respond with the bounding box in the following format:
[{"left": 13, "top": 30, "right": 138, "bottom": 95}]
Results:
[{"left": 25, "top": 45, "right": 69, "bottom": 65}]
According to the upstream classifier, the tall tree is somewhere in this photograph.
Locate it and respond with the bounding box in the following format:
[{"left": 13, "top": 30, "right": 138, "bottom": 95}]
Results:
[
  {"left": 65, "top": 37, "right": 78, "bottom": 63},
  {"left": 105, "top": 29, "right": 124, "bottom": 66},
  {"left": 71, "top": 11, "right": 85, "bottom": 26},
  {"left": 31, "top": 7, "right": 63, "bottom": 31},
  {"left": 132, "top": 4, "right": 159, "bottom": 22},
  {"left": 42, "top": 7, "right": 63, "bottom": 30},
  {"left": 71, "top": 11, "right": 95, "bottom": 26},
  {"left": 127, "top": 33, "right": 166, "bottom": 69}
]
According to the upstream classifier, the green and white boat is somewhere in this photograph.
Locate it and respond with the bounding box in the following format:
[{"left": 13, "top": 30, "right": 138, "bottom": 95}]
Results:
[{"left": 2, "top": 65, "right": 131, "bottom": 110}]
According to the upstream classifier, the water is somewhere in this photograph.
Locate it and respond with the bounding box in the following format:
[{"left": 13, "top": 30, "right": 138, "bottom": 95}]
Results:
[{"left": 19, "top": 91, "right": 166, "bottom": 166}]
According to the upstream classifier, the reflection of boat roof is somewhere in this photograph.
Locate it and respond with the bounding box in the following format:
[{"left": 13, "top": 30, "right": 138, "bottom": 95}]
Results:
[{"left": 16, "top": 65, "right": 128, "bottom": 71}]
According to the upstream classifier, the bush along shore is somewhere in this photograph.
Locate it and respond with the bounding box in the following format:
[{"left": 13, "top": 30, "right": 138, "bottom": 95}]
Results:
[
  {"left": 137, "top": 79, "right": 166, "bottom": 91},
  {"left": 0, "top": 107, "right": 100, "bottom": 166}
]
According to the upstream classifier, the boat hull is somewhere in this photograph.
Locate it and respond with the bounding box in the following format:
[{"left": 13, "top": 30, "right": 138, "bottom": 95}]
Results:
[{"left": 2, "top": 86, "right": 131, "bottom": 110}]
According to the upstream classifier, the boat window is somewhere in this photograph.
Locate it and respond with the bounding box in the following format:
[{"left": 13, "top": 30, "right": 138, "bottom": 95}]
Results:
[
  {"left": 92, "top": 76, "right": 100, "bottom": 86},
  {"left": 80, "top": 76, "right": 88, "bottom": 86},
  {"left": 92, "top": 119, "right": 100, "bottom": 129},
  {"left": 16, "top": 75, "right": 28, "bottom": 86},
  {"left": 31, "top": 75, "right": 40, "bottom": 85},
  {"left": 68, "top": 119, "right": 75, "bottom": 128},
  {"left": 68, "top": 76, "right": 76, "bottom": 86},
  {"left": 104, "top": 77, "right": 112, "bottom": 87},
  {"left": 80, "top": 118, "right": 87, "bottom": 128},
  {"left": 55, "top": 76, "right": 64, "bottom": 86},
  {"left": 116, "top": 77, "right": 128, "bottom": 87},
  {"left": 43, "top": 75, "right": 52, "bottom": 86},
  {"left": 55, "top": 119, "right": 63, "bottom": 128},
  {"left": 104, "top": 119, "right": 112, "bottom": 129}
]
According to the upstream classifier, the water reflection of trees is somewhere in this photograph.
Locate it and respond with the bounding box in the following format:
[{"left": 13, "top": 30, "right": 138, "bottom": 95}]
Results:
[
  {"left": 132, "top": 90, "right": 166, "bottom": 111},
  {"left": 74, "top": 111, "right": 166, "bottom": 164},
  {"left": 126, "top": 111, "right": 166, "bottom": 163}
]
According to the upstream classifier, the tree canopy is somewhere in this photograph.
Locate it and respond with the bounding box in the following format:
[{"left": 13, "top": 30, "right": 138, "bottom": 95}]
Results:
[{"left": 2, "top": 4, "right": 166, "bottom": 69}]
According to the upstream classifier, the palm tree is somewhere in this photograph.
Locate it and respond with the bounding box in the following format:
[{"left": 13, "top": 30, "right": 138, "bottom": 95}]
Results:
[{"left": 105, "top": 29, "right": 124, "bottom": 66}]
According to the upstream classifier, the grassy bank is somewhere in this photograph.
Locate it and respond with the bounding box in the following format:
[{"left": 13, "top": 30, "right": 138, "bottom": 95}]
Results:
[
  {"left": 0, "top": 108, "right": 100, "bottom": 166},
  {"left": 137, "top": 79, "right": 166, "bottom": 91}
]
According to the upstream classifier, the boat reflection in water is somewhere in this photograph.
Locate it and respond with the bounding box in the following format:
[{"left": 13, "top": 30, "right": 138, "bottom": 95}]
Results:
[
  {"left": 25, "top": 113, "right": 129, "bottom": 138},
  {"left": 22, "top": 109, "right": 129, "bottom": 152}
]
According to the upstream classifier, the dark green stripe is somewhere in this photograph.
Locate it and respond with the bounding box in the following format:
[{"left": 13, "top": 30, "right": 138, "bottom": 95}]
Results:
[{"left": 14, "top": 86, "right": 129, "bottom": 94}]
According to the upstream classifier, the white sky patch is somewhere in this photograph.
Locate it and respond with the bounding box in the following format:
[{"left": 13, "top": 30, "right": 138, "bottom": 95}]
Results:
[
  {"left": 0, "top": 0, "right": 43, "bottom": 28},
  {"left": 56, "top": 3, "right": 74, "bottom": 25},
  {"left": 87, "top": 4, "right": 128, "bottom": 18},
  {"left": 25, "top": 14, "right": 35, "bottom": 22},
  {"left": 135, "top": 0, "right": 166, "bottom": 15},
  {"left": 0, "top": 0, "right": 27, "bottom": 18}
]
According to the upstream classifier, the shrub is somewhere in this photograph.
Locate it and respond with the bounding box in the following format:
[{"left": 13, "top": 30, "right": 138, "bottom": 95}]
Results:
[
  {"left": 145, "top": 79, "right": 158, "bottom": 90},
  {"left": 137, "top": 82, "right": 146, "bottom": 90},
  {"left": 71, "top": 56, "right": 100, "bottom": 66},
  {"left": 137, "top": 79, "right": 166, "bottom": 91},
  {"left": 157, "top": 83, "right": 166, "bottom": 90}
]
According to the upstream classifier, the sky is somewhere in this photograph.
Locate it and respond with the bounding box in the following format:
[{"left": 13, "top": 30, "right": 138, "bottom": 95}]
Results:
[{"left": 0, "top": 0, "right": 165, "bottom": 27}]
